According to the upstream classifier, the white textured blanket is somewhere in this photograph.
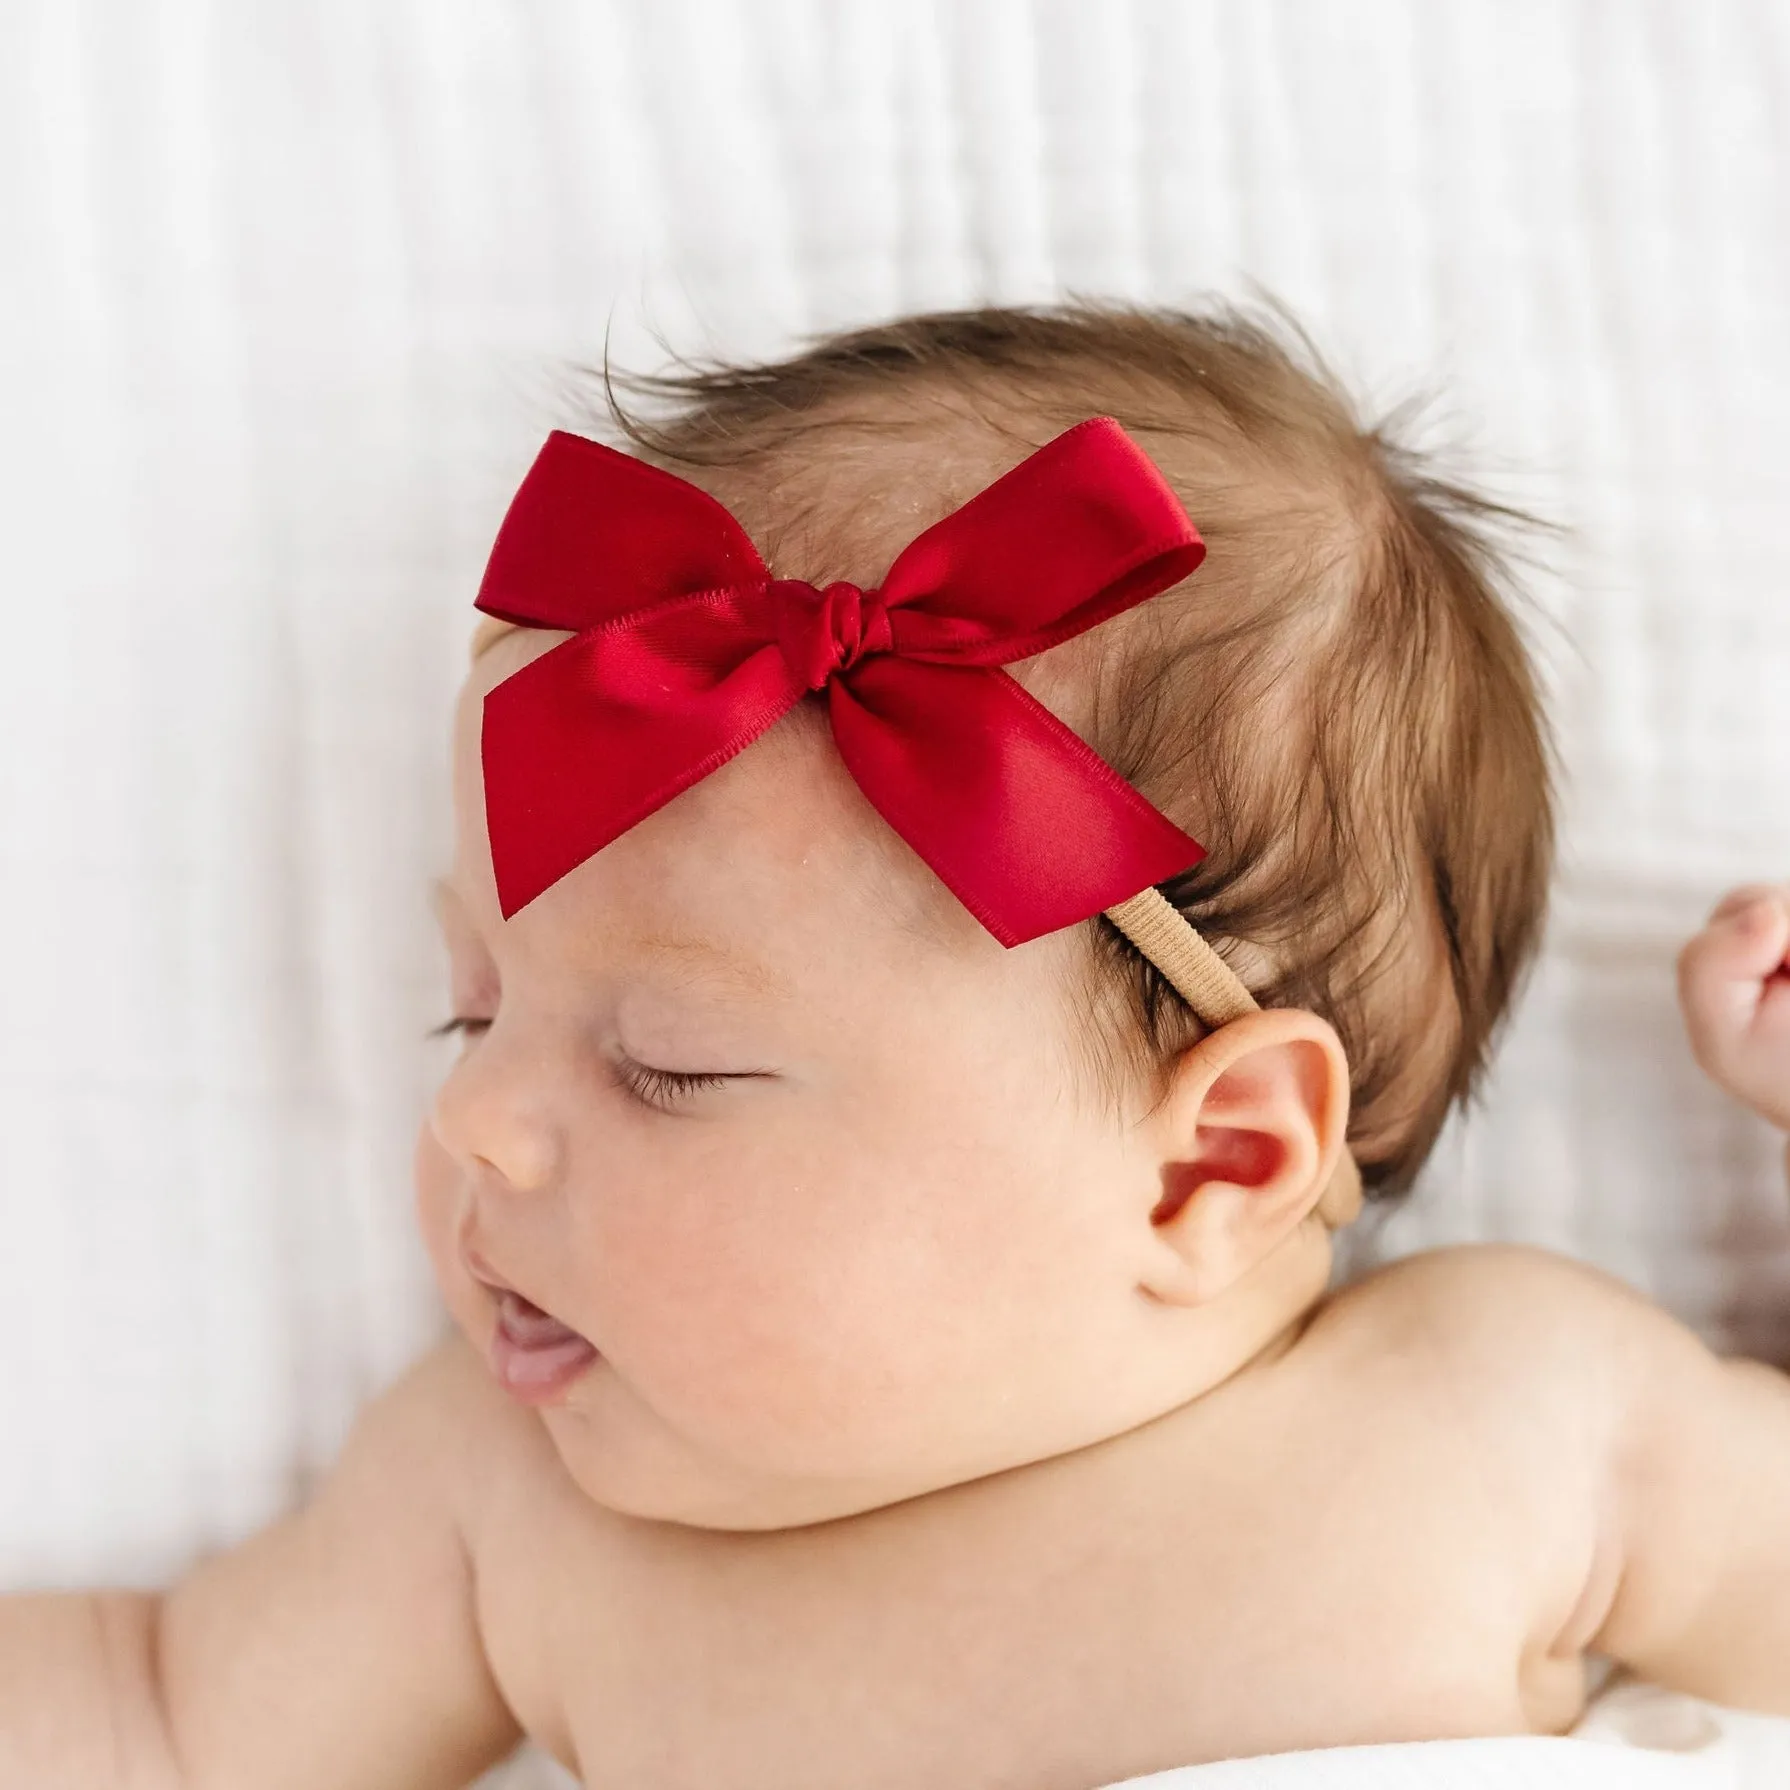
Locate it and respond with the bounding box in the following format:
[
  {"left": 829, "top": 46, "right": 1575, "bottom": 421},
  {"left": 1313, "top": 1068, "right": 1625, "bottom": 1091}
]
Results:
[
  {"left": 473, "top": 1680, "right": 1790, "bottom": 1789},
  {"left": 1102, "top": 1683, "right": 1790, "bottom": 1790},
  {"left": 1106, "top": 1743, "right": 1711, "bottom": 1790},
  {"left": 2, "top": 3, "right": 1789, "bottom": 1788}
]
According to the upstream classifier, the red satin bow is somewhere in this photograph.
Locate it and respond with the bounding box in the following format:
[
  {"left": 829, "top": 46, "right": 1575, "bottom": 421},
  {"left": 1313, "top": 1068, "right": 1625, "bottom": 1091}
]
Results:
[{"left": 474, "top": 416, "right": 1209, "bottom": 947}]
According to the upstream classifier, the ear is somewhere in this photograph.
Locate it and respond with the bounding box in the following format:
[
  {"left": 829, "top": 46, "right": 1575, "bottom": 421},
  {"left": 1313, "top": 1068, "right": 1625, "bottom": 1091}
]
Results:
[{"left": 1138, "top": 1008, "right": 1351, "bottom": 1308}]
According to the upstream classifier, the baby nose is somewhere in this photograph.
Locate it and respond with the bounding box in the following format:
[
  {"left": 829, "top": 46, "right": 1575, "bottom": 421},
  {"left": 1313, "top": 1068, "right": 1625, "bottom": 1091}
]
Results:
[
  {"left": 428, "top": 1036, "right": 563, "bottom": 1197},
  {"left": 772, "top": 578, "right": 894, "bottom": 691}
]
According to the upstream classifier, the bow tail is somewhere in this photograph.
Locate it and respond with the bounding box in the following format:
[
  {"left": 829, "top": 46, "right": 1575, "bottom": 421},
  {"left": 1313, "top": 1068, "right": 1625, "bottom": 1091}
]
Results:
[
  {"left": 480, "top": 629, "right": 801, "bottom": 919},
  {"left": 826, "top": 660, "right": 1206, "bottom": 948}
]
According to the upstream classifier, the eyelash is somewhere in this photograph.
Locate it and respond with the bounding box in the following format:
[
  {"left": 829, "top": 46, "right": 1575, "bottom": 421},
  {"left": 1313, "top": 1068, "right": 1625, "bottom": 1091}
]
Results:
[
  {"left": 620, "top": 1063, "right": 733, "bottom": 1107},
  {"left": 427, "top": 1016, "right": 487, "bottom": 1042},
  {"left": 426, "top": 1017, "right": 733, "bottom": 1110}
]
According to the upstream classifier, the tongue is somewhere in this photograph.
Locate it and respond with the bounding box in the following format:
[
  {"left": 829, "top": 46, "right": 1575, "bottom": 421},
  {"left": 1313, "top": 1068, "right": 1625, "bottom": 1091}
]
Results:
[{"left": 498, "top": 1289, "right": 586, "bottom": 1349}]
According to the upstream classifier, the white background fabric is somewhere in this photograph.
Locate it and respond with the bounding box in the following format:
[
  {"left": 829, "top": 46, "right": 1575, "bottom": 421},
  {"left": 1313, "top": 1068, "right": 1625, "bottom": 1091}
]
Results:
[{"left": 2, "top": 3, "right": 1788, "bottom": 1786}]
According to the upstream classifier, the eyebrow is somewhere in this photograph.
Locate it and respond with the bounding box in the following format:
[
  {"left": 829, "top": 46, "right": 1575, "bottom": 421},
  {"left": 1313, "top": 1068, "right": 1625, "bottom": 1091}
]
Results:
[{"left": 428, "top": 874, "right": 791, "bottom": 1000}]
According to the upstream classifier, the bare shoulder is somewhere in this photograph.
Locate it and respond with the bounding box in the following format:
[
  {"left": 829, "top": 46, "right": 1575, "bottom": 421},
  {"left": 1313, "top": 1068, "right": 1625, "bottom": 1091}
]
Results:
[
  {"left": 386, "top": 1323, "right": 509, "bottom": 1425},
  {"left": 1303, "top": 1238, "right": 1732, "bottom": 1517},
  {"left": 1295, "top": 1244, "right": 1727, "bottom": 1682},
  {"left": 1312, "top": 1249, "right": 1790, "bottom": 1712},
  {"left": 357, "top": 1327, "right": 551, "bottom": 1520},
  {"left": 378, "top": 1329, "right": 603, "bottom": 1595},
  {"left": 1295, "top": 1245, "right": 1696, "bottom": 1525},
  {"left": 349, "top": 1327, "right": 490, "bottom": 1454},
  {"left": 310, "top": 1327, "right": 556, "bottom": 1568},
  {"left": 1315, "top": 1242, "right": 1677, "bottom": 1364},
  {"left": 152, "top": 1329, "right": 534, "bottom": 1789}
]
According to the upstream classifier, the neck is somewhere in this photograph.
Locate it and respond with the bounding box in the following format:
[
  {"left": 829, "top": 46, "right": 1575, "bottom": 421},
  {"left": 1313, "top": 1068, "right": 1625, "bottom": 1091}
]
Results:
[{"left": 1184, "top": 1213, "right": 1337, "bottom": 1394}]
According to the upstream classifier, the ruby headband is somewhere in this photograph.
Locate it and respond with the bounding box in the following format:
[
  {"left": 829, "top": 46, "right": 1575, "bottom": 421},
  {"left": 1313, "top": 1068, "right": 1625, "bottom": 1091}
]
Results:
[{"left": 469, "top": 417, "right": 1362, "bottom": 1228}]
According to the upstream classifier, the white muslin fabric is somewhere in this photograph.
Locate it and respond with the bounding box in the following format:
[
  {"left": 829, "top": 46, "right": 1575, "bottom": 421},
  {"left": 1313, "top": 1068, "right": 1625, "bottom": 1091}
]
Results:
[
  {"left": 473, "top": 1678, "right": 1790, "bottom": 1789},
  {"left": 1098, "top": 1680, "right": 1790, "bottom": 1790},
  {"left": 3, "top": 4, "right": 1789, "bottom": 1789}
]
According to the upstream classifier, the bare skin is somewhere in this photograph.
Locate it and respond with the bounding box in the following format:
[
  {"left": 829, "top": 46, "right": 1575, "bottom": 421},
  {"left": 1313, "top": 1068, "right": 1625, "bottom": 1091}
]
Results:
[
  {"left": 425, "top": 1245, "right": 1632, "bottom": 1786},
  {"left": 4, "top": 634, "right": 1789, "bottom": 1790}
]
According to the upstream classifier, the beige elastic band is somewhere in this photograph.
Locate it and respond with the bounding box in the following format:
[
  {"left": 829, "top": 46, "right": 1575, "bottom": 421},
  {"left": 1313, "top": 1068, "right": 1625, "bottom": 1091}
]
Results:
[{"left": 1103, "top": 889, "right": 1364, "bottom": 1230}]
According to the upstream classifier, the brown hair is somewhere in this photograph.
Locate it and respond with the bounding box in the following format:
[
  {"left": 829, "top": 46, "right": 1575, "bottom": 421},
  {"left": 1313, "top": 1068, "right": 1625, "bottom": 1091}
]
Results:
[{"left": 555, "top": 300, "right": 1557, "bottom": 1201}]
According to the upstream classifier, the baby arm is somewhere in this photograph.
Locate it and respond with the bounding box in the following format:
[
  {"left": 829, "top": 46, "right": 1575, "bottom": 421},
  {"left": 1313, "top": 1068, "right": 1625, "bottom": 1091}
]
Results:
[
  {"left": 1678, "top": 881, "right": 1790, "bottom": 1189},
  {"left": 0, "top": 1333, "right": 523, "bottom": 1790},
  {"left": 1584, "top": 1274, "right": 1790, "bottom": 1710},
  {"left": 1560, "top": 884, "right": 1790, "bottom": 1707}
]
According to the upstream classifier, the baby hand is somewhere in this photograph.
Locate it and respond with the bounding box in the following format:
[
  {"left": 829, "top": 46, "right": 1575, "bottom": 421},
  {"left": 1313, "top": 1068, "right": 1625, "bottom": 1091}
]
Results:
[{"left": 1677, "top": 883, "right": 1790, "bottom": 1132}]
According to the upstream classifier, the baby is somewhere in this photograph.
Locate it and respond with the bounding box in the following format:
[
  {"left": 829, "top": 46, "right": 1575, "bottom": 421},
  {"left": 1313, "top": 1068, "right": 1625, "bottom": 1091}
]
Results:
[{"left": 5, "top": 302, "right": 1790, "bottom": 1790}]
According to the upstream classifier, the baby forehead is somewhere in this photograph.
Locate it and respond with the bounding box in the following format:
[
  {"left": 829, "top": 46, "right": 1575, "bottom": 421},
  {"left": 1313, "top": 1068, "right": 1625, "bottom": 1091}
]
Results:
[{"left": 451, "top": 666, "right": 961, "bottom": 955}]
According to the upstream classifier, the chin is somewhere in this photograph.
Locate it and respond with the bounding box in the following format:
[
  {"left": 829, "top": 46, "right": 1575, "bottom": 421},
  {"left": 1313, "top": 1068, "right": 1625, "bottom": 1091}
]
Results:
[
  {"left": 550, "top": 1448, "right": 739, "bottom": 1531},
  {"left": 538, "top": 1404, "right": 912, "bottom": 1533},
  {"left": 539, "top": 1406, "right": 773, "bottom": 1529}
]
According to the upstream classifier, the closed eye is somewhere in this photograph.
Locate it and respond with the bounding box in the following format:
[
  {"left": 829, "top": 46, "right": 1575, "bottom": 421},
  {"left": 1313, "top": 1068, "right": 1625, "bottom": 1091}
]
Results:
[
  {"left": 427, "top": 1016, "right": 488, "bottom": 1041},
  {"left": 616, "top": 1061, "right": 736, "bottom": 1109},
  {"left": 426, "top": 1018, "right": 767, "bottom": 1114}
]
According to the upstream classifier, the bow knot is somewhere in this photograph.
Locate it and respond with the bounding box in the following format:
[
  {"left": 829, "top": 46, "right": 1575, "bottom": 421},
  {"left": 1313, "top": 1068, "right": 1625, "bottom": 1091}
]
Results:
[
  {"left": 473, "top": 416, "right": 1211, "bottom": 947},
  {"left": 773, "top": 578, "right": 893, "bottom": 690}
]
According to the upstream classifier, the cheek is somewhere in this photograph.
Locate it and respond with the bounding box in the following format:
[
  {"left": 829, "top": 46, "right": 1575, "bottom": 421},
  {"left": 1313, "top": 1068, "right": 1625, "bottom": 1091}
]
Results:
[
  {"left": 412, "top": 1120, "right": 490, "bottom": 1343},
  {"left": 585, "top": 1135, "right": 940, "bottom": 1443},
  {"left": 579, "top": 1080, "right": 1100, "bottom": 1471}
]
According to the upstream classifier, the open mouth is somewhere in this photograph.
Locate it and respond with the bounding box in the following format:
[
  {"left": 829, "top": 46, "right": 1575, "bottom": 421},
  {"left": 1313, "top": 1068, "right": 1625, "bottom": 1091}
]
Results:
[{"left": 465, "top": 1250, "right": 600, "bottom": 1405}]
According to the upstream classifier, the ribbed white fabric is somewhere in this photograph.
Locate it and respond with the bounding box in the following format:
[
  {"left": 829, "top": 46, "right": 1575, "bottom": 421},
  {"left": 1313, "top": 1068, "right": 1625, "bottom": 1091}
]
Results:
[{"left": 3, "top": 5, "right": 1789, "bottom": 1786}]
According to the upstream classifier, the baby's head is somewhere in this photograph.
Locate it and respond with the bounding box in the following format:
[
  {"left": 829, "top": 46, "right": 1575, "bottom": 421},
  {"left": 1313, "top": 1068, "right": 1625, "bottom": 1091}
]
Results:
[{"left": 417, "top": 302, "right": 1555, "bottom": 1530}]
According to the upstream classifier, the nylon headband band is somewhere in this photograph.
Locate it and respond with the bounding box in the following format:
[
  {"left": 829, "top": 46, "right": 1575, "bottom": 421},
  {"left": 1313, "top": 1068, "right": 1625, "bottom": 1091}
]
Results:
[
  {"left": 1102, "top": 888, "right": 1363, "bottom": 1229},
  {"left": 1102, "top": 887, "right": 1259, "bottom": 1025}
]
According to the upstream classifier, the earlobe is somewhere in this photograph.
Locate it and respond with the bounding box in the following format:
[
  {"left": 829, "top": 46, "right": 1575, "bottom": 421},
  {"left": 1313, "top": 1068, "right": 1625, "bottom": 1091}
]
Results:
[{"left": 1138, "top": 1009, "right": 1350, "bottom": 1308}]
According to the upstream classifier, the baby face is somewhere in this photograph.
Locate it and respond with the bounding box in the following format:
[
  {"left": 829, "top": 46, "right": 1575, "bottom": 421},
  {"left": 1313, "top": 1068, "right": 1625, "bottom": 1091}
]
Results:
[{"left": 415, "top": 628, "right": 1181, "bottom": 1530}]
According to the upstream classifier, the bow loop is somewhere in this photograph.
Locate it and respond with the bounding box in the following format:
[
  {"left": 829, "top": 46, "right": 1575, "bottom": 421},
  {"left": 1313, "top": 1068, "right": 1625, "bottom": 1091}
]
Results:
[
  {"left": 772, "top": 579, "right": 894, "bottom": 691},
  {"left": 475, "top": 418, "right": 1211, "bottom": 945}
]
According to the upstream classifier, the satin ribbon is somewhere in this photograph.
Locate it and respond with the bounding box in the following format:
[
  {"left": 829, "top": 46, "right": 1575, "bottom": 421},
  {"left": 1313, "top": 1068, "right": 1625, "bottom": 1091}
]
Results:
[{"left": 473, "top": 416, "right": 1209, "bottom": 947}]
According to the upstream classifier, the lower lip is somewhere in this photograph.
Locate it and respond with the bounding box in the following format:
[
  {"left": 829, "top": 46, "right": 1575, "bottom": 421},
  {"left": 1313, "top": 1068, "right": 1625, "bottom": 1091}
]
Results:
[{"left": 486, "top": 1294, "right": 600, "bottom": 1406}]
